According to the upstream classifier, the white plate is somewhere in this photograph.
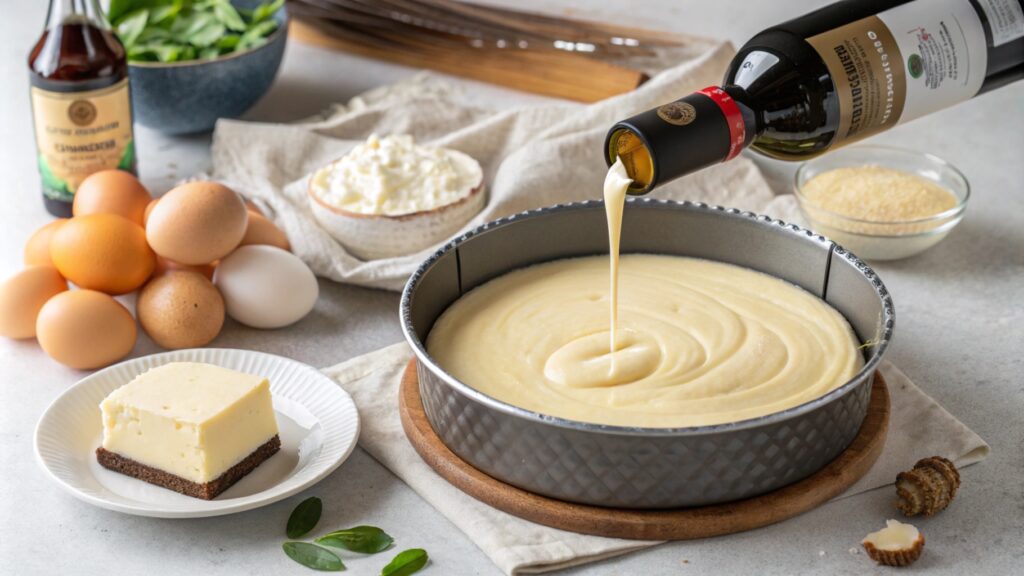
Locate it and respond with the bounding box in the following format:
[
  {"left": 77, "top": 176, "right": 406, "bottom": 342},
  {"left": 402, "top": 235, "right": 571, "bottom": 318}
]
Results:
[{"left": 34, "top": 348, "right": 359, "bottom": 518}]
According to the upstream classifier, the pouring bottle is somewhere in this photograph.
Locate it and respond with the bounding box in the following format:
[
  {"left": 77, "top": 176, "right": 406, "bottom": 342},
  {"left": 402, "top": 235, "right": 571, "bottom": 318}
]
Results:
[{"left": 606, "top": 0, "right": 1024, "bottom": 194}]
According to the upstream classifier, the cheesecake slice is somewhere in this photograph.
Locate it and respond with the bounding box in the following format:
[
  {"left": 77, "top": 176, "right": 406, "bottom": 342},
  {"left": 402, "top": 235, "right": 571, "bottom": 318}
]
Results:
[{"left": 96, "top": 362, "right": 280, "bottom": 500}]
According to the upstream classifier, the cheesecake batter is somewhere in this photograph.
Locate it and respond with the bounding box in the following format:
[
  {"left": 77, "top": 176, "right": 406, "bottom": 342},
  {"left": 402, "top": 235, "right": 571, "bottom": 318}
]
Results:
[
  {"left": 426, "top": 162, "right": 864, "bottom": 428},
  {"left": 427, "top": 253, "right": 863, "bottom": 427}
]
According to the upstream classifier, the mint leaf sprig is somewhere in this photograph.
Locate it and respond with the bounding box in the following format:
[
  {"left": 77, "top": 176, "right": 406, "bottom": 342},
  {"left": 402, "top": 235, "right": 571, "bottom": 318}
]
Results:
[
  {"left": 382, "top": 549, "right": 429, "bottom": 576},
  {"left": 316, "top": 526, "right": 395, "bottom": 554},
  {"left": 281, "top": 496, "right": 428, "bottom": 574},
  {"left": 287, "top": 496, "right": 323, "bottom": 539}
]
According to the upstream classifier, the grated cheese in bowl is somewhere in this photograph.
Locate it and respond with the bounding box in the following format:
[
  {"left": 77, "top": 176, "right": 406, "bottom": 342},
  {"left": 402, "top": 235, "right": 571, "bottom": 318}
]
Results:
[{"left": 794, "top": 146, "right": 968, "bottom": 261}]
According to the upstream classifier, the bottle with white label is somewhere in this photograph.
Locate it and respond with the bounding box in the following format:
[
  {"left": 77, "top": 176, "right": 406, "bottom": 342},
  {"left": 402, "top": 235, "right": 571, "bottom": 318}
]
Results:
[
  {"left": 28, "top": 0, "right": 136, "bottom": 216},
  {"left": 606, "top": 0, "right": 1024, "bottom": 194}
]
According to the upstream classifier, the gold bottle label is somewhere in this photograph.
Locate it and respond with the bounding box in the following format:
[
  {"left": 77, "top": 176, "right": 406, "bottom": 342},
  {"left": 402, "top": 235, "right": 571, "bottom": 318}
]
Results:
[
  {"left": 806, "top": 0, "right": 987, "bottom": 146},
  {"left": 806, "top": 16, "right": 908, "bottom": 145},
  {"left": 30, "top": 78, "right": 135, "bottom": 202}
]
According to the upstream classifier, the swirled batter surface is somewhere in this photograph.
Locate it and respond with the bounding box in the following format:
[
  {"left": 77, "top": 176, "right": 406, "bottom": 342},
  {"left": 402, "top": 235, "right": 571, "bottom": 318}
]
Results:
[{"left": 427, "top": 255, "right": 863, "bottom": 427}]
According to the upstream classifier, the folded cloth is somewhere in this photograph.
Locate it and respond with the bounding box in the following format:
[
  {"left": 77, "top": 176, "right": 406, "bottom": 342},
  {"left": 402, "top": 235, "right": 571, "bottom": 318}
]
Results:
[
  {"left": 211, "top": 38, "right": 802, "bottom": 291},
  {"left": 322, "top": 343, "right": 989, "bottom": 576}
]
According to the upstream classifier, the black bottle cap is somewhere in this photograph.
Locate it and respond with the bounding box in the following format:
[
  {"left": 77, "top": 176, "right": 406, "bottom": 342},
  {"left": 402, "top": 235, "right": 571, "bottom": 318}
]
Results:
[{"left": 605, "top": 90, "right": 734, "bottom": 194}]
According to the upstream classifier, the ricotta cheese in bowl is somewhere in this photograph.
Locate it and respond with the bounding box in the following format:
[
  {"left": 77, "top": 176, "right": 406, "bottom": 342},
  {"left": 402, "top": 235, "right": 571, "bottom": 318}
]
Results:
[{"left": 309, "top": 134, "right": 485, "bottom": 260}]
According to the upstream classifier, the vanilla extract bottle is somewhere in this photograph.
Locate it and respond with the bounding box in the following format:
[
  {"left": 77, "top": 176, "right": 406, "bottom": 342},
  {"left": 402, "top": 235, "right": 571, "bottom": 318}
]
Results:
[
  {"left": 28, "top": 0, "right": 136, "bottom": 216},
  {"left": 607, "top": 0, "right": 1024, "bottom": 194}
]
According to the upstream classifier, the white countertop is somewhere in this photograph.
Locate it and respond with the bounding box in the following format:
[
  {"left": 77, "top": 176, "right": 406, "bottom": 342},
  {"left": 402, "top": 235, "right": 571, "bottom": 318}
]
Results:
[{"left": 2, "top": 1, "right": 1022, "bottom": 574}]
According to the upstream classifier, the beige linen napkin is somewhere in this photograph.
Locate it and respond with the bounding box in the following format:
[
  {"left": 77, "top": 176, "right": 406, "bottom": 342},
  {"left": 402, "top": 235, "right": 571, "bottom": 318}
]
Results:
[
  {"left": 211, "top": 38, "right": 802, "bottom": 291},
  {"left": 322, "top": 343, "right": 989, "bottom": 576}
]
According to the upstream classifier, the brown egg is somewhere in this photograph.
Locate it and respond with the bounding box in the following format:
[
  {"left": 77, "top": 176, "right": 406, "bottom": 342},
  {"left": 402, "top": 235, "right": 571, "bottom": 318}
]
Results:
[
  {"left": 36, "top": 290, "right": 136, "bottom": 369},
  {"left": 239, "top": 212, "right": 291, "bottom": 251},
  {"left": 23, "top": 219, "right": 67, "bottom": 266},
  {"left": 146, "top": 181, "right": 248, "bottom": 265},
  {"left": 72, "top": 170, "right": 152, "bottom": 225},
  {"left": 50, "top": 214, "right": 156, "bottom": 295},
  {"left": 0, "top": 266, "right": 68, "bottom": 339},
  {"left": 143, "top": 197, "right": 160, "bottom": 225},
  {"left": 153, "top": 256, "right": 216, "bottom": 280},
  {"left": 138, "top": 271, "right": 224, "bottom": 349}
]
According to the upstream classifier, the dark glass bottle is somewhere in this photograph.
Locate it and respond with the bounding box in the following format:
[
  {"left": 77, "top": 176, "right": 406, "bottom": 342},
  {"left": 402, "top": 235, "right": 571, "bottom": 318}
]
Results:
[
  {"left": 28, "top": 0, "right": 136, "bottom": 217},
  {"left": 607, "top": 0, "right": 1024, "bottom": 194}
]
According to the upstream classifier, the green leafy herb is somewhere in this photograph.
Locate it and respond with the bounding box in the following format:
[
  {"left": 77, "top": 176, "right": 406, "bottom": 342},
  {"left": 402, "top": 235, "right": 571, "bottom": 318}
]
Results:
[
  {"left": 216, "top": 34, "right": 241, "bottom": 51},
  {"left": 287, "top": 497, "right": 323, "bottom": 539},
  {"left": 381, "top": 549, "right": 428, "bottom": 576},
  {"left": 108, "top": 0, "right": 283, "bottom": 63},
  {"left": 116, "top": 9, "right": 150, "bottom": 46},
  {"left": 251, "top": 0, "right": 285, "bottom": 23},
  {"left": 187, "top": 19, "right": 226, "bottom": 47},
  {"left": 315, "top": 526, "right": 395, "bottom": 554},
  {"left": 282, "top": 542, "right": 345, "bottom": 572},
  {"left": 149, "top": 0, "right": 183, "bottom": 25},
  {"left": 213, "top": 0, "right": 247, "bottom": 31},
  {"left": 238, "top": 19, "right": 278, "bottom": 49}
]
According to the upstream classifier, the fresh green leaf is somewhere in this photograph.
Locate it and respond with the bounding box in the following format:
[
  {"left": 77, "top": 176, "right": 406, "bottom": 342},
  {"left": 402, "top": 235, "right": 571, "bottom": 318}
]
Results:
[
  {"left": 213, "top": 0, "right": 247, "bottom": 32},
  {"left": 381, "top": 549, "right": 428, "bottom": 576},
  {"left": 247, "top": 19, "right": 279, "bottom": 37},
  {"left": 149, "top": 0, "right": 183, "bottom": 26},
  {"left": 126, "top": 44, "right": 158, "bottom": 61},
  {"left": 108, "top": 0, "right": 163, "bottom": 24},
  {"left": 239, "top": 19, "right": 277, "bottom": 49},
  {"left": 286, "top": 497, "right": 323, "bottom": 539},
  {"left": 152, "top": 43, "right": 184, "bottom": 62},
  {"left": 130, "top": 42, "right": 186, "bottom": 62},
  {"left": 216, "top": 34, "right": 241, "bottom": 51},
  {"left": 199, "top": 46, "right": 221, "bottom": 59},
  {"left": 315, "top": 526, "right": 395, "bottom": 554},
  {"left": 135, "top": 26, "right": 173, "bottom": 44},
  {"left": 171, "top": 11, "right": 215, "bottom": 39},
  {"left": 282, "top": 542, "right": 345, "bottom": 572},
  {"left": 238, "top": 36, "right": 268, "bottom": 50},
  {"left": 180, "top": 45, "right": 197, "bottom": 60},
  {"left": 187, "top": 20, "right": 226, "bottom": 47},
  {"left": 116, "top": 9, "right": 149, "bottom": 47},
  {"left": 252, "top": 0, "right": 285, "bottom": 23}
]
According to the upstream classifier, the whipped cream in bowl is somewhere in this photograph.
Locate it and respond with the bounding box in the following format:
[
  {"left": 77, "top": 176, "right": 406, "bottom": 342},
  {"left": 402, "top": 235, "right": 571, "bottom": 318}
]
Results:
[{"left": 309, "top": 134, "right": 485, "bottom": 260}]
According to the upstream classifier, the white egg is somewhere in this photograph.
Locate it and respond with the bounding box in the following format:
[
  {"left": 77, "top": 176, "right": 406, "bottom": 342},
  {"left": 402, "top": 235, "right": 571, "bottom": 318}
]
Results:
[{"left": 213, "top": 245, "right": 318, "bottom": 329}]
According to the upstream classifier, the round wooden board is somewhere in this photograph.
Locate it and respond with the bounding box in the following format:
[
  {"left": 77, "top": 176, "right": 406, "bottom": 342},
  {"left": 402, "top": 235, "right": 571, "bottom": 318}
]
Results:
[{"left": 399, "top": 360, "right": 890, "bottom": 540}]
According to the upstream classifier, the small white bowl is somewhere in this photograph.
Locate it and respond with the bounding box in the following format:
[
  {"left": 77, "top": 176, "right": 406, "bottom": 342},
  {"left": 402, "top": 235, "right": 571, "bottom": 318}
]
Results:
[
  {"left": 795, "top": 146, "right": 969, "bottom": 261},
  {"left": 308, "top": 147, "right": 486, "bottom": 261},
  {"left": 310, "top": 182, "right": 486, "bottom": 261}
]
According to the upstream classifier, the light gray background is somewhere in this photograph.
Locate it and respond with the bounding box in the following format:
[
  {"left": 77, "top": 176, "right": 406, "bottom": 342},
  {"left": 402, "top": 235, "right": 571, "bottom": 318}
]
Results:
[{"left": 2, "top": 1, "right": 1022, "bottom": 574}]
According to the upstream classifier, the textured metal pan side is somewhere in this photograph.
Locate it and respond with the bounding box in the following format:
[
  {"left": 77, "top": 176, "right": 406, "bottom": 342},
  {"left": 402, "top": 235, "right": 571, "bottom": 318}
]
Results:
[{"left": 401, "top": 199, "right": 894, "bottom": 509}]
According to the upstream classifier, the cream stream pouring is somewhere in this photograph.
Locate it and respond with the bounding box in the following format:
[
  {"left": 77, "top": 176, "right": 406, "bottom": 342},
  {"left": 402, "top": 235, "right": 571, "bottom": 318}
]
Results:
[{"left": 603, "top": 157, "right": 632, "bottom": 354}]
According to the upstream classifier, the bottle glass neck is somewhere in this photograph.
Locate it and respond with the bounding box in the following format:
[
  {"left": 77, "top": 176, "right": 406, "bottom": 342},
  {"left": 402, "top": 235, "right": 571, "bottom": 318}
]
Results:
[{"left": 46, "top": 0, "right": 108, "bottom": 30}]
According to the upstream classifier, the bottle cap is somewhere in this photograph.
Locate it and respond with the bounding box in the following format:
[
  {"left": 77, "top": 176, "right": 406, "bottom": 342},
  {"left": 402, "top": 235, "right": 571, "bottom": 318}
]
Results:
[{"left": 605, "top": 87, "right": 739, "bottom": 194}]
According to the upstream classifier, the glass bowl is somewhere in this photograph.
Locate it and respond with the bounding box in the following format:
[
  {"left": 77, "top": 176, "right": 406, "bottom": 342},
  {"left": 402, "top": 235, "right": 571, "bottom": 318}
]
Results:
[{"left": 794, "top": 145, "right": 969, "bottom": 261}]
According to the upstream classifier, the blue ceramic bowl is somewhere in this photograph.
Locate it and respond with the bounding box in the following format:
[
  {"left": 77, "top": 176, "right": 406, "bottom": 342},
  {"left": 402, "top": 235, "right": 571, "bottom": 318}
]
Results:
[{"left": 128, "top": 1, "right": 288, "bottom": 135}]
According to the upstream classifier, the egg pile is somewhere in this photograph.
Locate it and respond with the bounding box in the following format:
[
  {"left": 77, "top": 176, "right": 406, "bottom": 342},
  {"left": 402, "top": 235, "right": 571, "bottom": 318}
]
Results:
[{"left": 0, "top": 170, "right": 318, "bottom": 370}]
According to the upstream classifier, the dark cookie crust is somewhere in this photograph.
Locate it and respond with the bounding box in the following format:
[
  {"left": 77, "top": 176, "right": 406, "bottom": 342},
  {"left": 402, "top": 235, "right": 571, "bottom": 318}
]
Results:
[{"left": 96, "top": 435, "right": 281, "bottom": 500}]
